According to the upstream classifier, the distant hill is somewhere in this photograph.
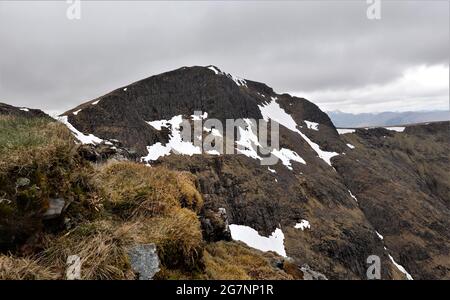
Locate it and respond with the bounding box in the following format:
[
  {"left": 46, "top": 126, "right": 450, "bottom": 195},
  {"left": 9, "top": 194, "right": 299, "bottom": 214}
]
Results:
[{"left": 328, "top": 110, "right": 449, "bottom": 128}]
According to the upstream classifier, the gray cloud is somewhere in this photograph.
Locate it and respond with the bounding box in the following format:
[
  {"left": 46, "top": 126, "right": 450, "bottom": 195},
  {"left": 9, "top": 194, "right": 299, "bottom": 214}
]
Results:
[{"left": 0, "top": 0, "right": 448, "bottom": 114}]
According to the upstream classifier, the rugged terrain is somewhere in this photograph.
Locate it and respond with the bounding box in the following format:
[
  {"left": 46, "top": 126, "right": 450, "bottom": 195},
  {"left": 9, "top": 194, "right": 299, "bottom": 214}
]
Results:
[{"left": 1, "top": 66, "right": 449, "bottom": 280}]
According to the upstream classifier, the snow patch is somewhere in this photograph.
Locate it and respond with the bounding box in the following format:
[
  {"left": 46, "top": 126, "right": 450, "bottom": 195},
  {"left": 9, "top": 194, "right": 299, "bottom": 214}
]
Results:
[
  {"left": 147, "top": 119, "right": 169, "bottom": 131},
  {"left": 258, "top": 98, "right": 338, "bottom": 166},
  {"left": 236, "top": 119, "right": 305, "bottom": 170},
  {"left": 20, "top": 108, "right": 29, "bottom": 112},
  {"left": 206, "top": 149, "right": 221, "bottom": 156},
  {"left": 304, "top": 120, "right": 319, "bottom": 131},
  {"left": 346, "top": 143, "right": 355, "bottom": 149},
  {"left": 388, "top": 254, "right": 413, "bottom": 280},
  {"left": 229, "top": 224, "right": 286, "bottom": 257},
  {"left": 268, "top": 167, "right": 277, "bottom": 174},
  {"left": 337, "top": 128, "right": 356, "bottom": 134},
  {"left": 272, "top": 148, "right": 306, "bottom": 170},
  {"left": 348, "top": 190, "right": 358, "bottom": 202},
  {"left": 385, "top": 127, "right": 405, "bottom": 132},
  {"left": 207, "top": 66, "right": 221, "bottom": 75},
  {"left": 58, "top": 116, "right": 104, "bottom": 145},
  {"left": 142, "top": 115, "right": 202, "bottom": 162},
  {"left": 228, "top": 74, "right": 247, "bottom": 87},
  {"left": 375, "top": 231, "right": 384, "bottom": 240},
  {"left": 92, "top": 100, "right": 100, "bottom": 105},
  {"left": 142, "top": 142, "right": 171, "bottom": 161},
  {"left": 294, "top": 220, "right": 311, "bottom": 231},
  {"left": 73, "top": 109, "right": 82, "bottom": 116},
  {"left": 191, "top": 112, "right": 208, "bottom": 121}
]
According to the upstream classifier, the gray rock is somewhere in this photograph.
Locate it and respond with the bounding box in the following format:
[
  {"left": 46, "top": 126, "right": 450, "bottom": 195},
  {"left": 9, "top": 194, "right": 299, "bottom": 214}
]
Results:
[
  {"left": 43, "top": 198, "right": 66, "bottom": 219},
  {"left": 128, "top": 244, "right": 160, "bottom": 280},
  {"left": 201, "top": 207, "right": 232, "bottom": 242},
  {"left": 16, "top": 177, "right": 30, "bottom": 188},
  {"left": 300, "top": 264, "right": 328, "bottom": 280}
]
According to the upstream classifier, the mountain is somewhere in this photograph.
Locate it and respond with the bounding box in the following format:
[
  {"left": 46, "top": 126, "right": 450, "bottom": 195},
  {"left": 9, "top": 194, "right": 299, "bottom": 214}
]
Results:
[
  {"left": 328, "top": 110, "right": 450, "bottom": 128},
  {"left": 1, "top": 66, "right": 449, "bottom": 280}
]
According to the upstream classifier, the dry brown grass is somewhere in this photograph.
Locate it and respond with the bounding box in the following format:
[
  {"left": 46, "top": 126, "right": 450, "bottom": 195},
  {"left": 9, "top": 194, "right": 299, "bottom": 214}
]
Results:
[
  {"left": 137, "top": 207, "right": 204, "bottom": 270},
  {"left": 0, "top": 254, "right": 58, "bottom": 280},
  {"left": 95, "top": 161, "right": 203, "bottom": 218},
  {"left": 39, "top": 208, "right": 204, "bottom": 279},
  {"left": 203, "top": 241, "right": 293, "bottom": 280},
  {"left": 41, "top": 220, "right": 136, "bottom": 280}
]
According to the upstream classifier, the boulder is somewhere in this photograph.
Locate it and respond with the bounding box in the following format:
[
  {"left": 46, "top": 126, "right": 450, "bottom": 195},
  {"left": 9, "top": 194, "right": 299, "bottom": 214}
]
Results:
[
  {"left": 43, "top": 198, "right": 66, "bottom": 219},
  {"left": 128, "top": 244, "right": 160, "bottom": 280}
]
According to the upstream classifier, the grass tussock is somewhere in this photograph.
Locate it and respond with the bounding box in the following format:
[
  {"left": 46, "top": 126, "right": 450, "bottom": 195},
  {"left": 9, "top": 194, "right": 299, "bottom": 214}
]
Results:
[
  {"left": 0, "top": 116, "right": 75, "bottom": 173},
  {"left": 0, "top": 254, "right": 58, "bottom": 280},
  {"left": 95, "top": 161, "right": 203, "bottom": 218},
  {"left": 203, "top": 241, "right": 293, "bottom": 280},
  {"left": 41, "top": 220, "right": 135, "bottom": 280}
]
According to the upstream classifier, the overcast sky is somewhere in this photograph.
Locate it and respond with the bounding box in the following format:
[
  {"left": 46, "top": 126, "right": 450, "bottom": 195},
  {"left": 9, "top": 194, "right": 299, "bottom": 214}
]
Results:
[{"left": 0, "top": 0, "right": 448, "bottom": 114}]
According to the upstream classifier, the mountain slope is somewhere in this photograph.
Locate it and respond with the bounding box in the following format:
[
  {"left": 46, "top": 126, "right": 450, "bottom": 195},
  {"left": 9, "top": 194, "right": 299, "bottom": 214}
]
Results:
[{"left": 56, "top": 66, "right": 449, "bottom": 279}]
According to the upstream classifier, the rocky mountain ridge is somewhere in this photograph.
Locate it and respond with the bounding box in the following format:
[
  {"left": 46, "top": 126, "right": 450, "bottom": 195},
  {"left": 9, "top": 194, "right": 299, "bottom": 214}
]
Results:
[{"left": 2, "top": 65, "right": 449, "bottom": 279}]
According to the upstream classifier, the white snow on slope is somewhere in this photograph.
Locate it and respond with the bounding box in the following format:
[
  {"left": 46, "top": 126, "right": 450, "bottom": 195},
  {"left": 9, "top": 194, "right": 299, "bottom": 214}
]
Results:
[
  {"left": 191, "top": 112, "right": 208, "bottom": 121},
  {"left": 337, "top": 128, "right": 356, "bottom": 134},
  {"left": 346, "top": 143, "right": 355, "bottom": 149},
  {"left": 143, "top": 112, "right": 305, "bottom": 170},
  {"left": 58, "top": 116, "right": 104, "bottom": 145},
  {"left": 258, "top": 98, "right": 338, "bottom": 166},
  {"left": 206, "top": 65, "right": 247, "bottom": 87},
  {"left": 375, "top": 229, "right": 413, "bottom": 280},
  {"left": 375, "top": 231, "right": 384, "bottom": 240},
  {"left": 385, "top": 127, "right": 405, "bottom": 132},
  {"left": 235, "top": 119, "right": 262, "bottom": 160},
  {"left": 268, "top": 167, "right": 277, "bottom": 174},
  {"left": 207, "top": 66, "right": 221, "bottom": 75},
  {"left": 206, "top": 149, "right": 221, "bottom": 156},
  {"left": 228, "top": 74, "right": 247, "bottom": 87},
  {"left": 20, "top": 108, "right": 29, "bottom": 112},
  {"left": 142, "top": 142, "right": 172, "bottom": 161},
  {"left": 147, "top": 119, "right": 170, "bottom": 131},
  {"left": 294, "top": 220, "right": 311, "bottom": 231},
  {"left": 92, "top": 100, "right": 100, "bottom": 105},
  {"left": 236, "top": 119, "right": 305, "bottom": 169},
  {"left": 304, "top": 120, "right": 319, "bottom": 131},
  {"left": 73, "top": 109, "right": 82, "bottom": 116},
  {"left": 388, "top": 254, "right": 413, "bottom": 280},
  {"left": 142, "top": 115, "right": 202, "bottom": 162},
  {"left": 348, "top": 190, "right": 358, "bottom": 202},
  {"left": 271, "top": 148, "right": 306, "bottom": 170},
  {"left": 229, "top": 224, "right": 287, "bottom": 257}
]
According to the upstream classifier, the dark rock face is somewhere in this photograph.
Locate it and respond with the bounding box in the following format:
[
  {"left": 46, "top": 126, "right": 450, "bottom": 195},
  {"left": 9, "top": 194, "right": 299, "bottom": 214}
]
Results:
[
  {"left": 0, "top": 102, "right": 50, "bottom": 120},
  {"left": 61, "top": 66, "right": 449, "bottom": 279},
  {"left": 334, "top": 123, "right": 450, "bottom": 279},
  {"left": 62, "top": 66, "right": 344, "bottom": 157}
]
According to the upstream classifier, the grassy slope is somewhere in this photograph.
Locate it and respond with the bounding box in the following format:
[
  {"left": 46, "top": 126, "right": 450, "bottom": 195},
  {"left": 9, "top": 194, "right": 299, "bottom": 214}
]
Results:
[{"left": 0, "top": 115, "right": 294, "bottom": 280}]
